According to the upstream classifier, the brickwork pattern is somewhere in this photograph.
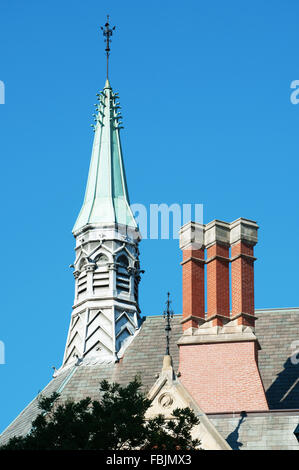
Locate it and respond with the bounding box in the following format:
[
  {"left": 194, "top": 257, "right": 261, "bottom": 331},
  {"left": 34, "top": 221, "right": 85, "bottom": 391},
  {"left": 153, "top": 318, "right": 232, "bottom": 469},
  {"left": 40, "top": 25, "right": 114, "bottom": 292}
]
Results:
[
  {"left": 179, "top": 341, "right": 268, "bottom": 413},
  {"left": 182, "top": 249, "right": 205, "bottom": 329},
  {"left": 231, "top": 242, "right": 255, "bottom": 316},
  {"left": 206, "top": 244, "right": 230, "bottom": 319}
]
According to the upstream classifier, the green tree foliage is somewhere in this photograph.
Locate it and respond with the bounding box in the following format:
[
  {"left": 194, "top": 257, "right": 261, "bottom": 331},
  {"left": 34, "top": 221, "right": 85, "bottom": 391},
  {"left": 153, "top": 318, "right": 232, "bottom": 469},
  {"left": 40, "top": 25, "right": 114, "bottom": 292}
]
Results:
[{"left": 0, "top": 377, "right": 200, "bottom": 450}]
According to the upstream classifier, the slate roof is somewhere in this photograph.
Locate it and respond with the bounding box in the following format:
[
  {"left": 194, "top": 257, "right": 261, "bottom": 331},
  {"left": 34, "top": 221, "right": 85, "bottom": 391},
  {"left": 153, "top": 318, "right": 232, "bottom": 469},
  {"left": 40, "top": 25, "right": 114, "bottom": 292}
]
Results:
[
  {"left": 1, "top": 308, "right": 299, "bottom": 449},
  {"left": 209, "top": 411, "right": 299, "bottom": 450},
  {"left": 256, "top": 308, "right": 299, "bottom": 409}
]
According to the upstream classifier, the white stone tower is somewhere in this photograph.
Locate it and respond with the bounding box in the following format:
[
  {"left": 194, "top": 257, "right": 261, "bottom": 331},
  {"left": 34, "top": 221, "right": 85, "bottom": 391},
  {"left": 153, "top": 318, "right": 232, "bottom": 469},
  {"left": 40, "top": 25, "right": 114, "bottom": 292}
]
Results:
[{"left": 59, "top": 64, "right": 142, "bottom": 370}]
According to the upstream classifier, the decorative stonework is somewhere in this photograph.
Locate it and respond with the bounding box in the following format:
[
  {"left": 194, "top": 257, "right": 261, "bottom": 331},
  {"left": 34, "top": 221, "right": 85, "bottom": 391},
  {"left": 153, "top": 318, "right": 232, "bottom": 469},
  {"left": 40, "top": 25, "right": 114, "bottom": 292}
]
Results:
[
  {"left": 60, "top": 225, "right": 142, "bottom": 370},
  {"left": 158, "top": 392, "right": 173, "bottom": 408},
  {"left": 57, "top": 78, "right": 143, "bottom": 373}
]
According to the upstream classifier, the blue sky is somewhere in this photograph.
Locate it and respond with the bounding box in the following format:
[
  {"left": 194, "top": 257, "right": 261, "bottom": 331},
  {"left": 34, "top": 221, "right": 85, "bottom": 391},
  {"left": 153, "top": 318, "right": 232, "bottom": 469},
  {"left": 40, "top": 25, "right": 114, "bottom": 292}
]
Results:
[{"left": 0, "top": 0, "right": 298, "bottom": 432}]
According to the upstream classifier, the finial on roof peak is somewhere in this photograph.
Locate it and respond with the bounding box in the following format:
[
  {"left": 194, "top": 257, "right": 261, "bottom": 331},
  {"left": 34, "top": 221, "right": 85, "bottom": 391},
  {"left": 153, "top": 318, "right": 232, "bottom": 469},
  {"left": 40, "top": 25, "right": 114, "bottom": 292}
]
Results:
[
  {"left": 101, "top": 15, "right": 116, "bottom": 80},
  {"left": 163, "top": 292, "right": 174, "bottom": 356}
]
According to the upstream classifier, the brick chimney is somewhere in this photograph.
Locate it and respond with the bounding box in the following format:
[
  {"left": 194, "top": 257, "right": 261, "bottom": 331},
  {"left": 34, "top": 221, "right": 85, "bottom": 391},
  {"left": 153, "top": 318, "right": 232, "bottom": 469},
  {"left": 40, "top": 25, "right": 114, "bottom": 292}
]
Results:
[
  {"left": 205, "top": 221, "right": 230, "bottom": 326},
  {"left": 230, "top": 218, "right": 258, "bottom": 327},
  {"left": 180, "top": 222, "right": 205, "bottom": 331},
  {"left": 178, "top": 218, "right": 269, "bottom": 413}
]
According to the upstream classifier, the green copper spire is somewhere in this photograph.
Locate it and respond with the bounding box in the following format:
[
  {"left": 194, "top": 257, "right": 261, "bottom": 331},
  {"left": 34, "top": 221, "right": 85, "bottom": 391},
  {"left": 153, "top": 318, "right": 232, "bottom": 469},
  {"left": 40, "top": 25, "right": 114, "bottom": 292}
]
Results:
[{"left": 73, "top": 79, "right": 137, "bottom": 234}]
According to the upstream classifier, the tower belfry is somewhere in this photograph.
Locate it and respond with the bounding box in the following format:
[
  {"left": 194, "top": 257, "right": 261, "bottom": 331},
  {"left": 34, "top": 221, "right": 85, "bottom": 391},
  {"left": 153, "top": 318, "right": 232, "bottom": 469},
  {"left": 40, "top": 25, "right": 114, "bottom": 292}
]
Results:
[{"left": 61, "top": 18, "right": 142, "bottom": 370}]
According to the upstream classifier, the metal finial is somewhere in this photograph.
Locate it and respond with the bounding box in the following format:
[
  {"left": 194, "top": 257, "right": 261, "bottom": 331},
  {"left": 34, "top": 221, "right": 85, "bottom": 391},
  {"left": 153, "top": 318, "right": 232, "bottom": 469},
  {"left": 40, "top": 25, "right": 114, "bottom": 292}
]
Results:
[
  {"left": 163, "top": 292, "right": 174, "bottom": 356},
  {"left": 101, "top": 15, "right": 116, "bottom": 79}
]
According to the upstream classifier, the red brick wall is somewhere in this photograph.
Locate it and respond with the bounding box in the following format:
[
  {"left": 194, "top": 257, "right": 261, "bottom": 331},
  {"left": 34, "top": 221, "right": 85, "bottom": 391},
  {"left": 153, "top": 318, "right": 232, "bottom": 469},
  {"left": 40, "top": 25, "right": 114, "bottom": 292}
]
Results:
[
  {"left": 206, "top": 243, "right": 230, "bottom": 319},
  {"left": 179, "top": 341, "right": 269, "bottom": 413},
  {"left": 182, "top": 249, "right": 205, "bottom": 330},
  {"left": 231, "top": 242, "right": 255, "bottom": 316}
]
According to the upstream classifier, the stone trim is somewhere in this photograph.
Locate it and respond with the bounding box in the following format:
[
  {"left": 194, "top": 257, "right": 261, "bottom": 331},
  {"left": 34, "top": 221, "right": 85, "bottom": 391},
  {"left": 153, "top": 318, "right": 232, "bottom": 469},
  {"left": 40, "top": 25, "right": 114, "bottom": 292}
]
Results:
[
  {"left": 205, "top": 255, "right": 230, "bottom": 264},
  {"left": 180, "top": 256, "right": 205, "bottom": 266},
  {"left": 230, "top": 312, "right": 258, "bottom": 321},
  {"left": 177, "top": 333, "right": 259, "bottom": 346},
  {"left": 72, "top": 296, "right": 138, "bottom": 309},
  {"left": 206, "top": 313, "right": 231, "bottom": 323},
  {"left": 180, "top": 315, "right": 206, "bottom": 326},
  {"left": 230, "top": 253, "right": 257, "bottom": 262},
  {"left": 207, "top": 409, "right": 299, "bottom": 418}
]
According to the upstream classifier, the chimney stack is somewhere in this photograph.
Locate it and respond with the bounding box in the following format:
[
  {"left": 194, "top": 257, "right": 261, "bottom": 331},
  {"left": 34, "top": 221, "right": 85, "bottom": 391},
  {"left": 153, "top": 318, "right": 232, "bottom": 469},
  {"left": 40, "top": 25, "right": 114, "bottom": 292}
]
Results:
[
  {"left": 179, "top": 218, "right": 259, "bottom": 330},
  {"left": 180, "top": 222, "right": 205, "bottom": 331},
  {"left": 178, "top": 217, "right": 268, "bottom": 413},
  {"left": 230, "top": 218, "right": 258, "bottom": 327},
  {"left": 205, "top": 220, "right": 230, "bottom": 326}
]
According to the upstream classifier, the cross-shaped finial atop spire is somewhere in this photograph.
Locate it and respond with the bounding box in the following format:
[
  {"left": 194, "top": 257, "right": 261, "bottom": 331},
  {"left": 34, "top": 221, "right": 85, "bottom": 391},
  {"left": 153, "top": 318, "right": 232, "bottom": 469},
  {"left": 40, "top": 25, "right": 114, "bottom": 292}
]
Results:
[
  {"left": 101, "top": 15, "right": 116, "bottom": 80},
  {"left": 163, "top": 292, "right": 174, "bottom": 356}
]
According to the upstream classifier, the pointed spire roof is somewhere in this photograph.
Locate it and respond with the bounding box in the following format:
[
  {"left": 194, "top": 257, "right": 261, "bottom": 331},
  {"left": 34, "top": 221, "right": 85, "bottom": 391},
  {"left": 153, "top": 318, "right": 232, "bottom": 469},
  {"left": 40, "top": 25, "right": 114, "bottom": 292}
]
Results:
[{"left": 73, "top": 80, "right": 137, "bottom": 234}]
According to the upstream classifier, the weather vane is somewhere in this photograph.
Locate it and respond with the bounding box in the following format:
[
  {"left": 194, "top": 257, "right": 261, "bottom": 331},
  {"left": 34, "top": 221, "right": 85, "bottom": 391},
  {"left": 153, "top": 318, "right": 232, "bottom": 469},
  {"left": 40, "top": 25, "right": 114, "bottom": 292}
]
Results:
[
  {"left": 101, "top": 15, "right": 116, "bottom": 79},
  {"left": 163, "top": 292, "right": 174, "bottom": 356}
]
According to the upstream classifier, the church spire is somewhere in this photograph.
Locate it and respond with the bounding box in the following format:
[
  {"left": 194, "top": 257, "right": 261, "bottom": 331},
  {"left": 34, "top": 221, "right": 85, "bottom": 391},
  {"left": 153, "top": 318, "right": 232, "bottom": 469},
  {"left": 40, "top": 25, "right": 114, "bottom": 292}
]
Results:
[
  {"left": 73, "top": 19, "right": 136, "bottom": 234},
  {"left": 60, "top": 19, "right": 142, "bottom": 371},
  {"left": 73, "top": 77, "right": 137, "bottom": 234}
]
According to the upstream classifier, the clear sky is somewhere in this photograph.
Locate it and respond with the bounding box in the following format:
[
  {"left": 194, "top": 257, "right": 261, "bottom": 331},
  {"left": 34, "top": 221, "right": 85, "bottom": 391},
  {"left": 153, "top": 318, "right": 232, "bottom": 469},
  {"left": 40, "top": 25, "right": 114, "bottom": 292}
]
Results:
[{"left": 0, "top": 0, "right": 298, "bottom": 432}]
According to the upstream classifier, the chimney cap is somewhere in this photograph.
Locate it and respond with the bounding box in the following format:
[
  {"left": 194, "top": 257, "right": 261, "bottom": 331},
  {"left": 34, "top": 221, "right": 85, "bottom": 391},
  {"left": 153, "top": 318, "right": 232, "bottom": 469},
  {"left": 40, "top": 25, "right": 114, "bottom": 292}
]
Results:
[
  {"left": 230, "top": 218, "right": 259, "bottom": 246},
  {"left": 205, "top": 220, "right": 231, "bottom": 248},
  {"left": 179, "top": 221, "right": 204, "bottom": 250},
  {"left": 179, "top": 218, "right": 259, "bottom": 250}
]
